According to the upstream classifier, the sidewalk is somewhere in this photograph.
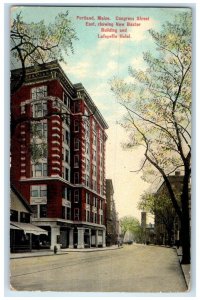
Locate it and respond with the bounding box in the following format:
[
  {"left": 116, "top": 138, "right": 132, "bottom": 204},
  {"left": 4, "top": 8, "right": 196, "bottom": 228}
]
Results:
[
  {"left": 175, "top": 246, "right": 191, "bottom": 289},
  {"left": 10, "top": 245, "right": 122, "bottom": 259}
]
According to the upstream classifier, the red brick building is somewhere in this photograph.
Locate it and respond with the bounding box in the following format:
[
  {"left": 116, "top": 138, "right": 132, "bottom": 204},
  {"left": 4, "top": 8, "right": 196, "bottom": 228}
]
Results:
[{"left": 11, "top": 61, "right": 108, "bottom": 249}]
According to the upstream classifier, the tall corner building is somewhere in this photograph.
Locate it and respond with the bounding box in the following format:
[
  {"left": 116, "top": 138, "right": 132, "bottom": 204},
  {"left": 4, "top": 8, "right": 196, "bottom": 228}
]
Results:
[{"left": 10, "top": 61, "right": 108, "bottom": 249}]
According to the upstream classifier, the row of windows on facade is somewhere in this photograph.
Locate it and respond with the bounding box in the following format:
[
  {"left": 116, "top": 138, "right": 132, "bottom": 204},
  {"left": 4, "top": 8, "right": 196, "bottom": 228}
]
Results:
[
  {"left": 32, "top": 162, "right": 103, "bottom": 189},
  {"left": 21, "top": 85, "right": 104, "bottom": 140},
  {"left": 30, "top": 122, "right": 103, "bottom": 154},
  {"left": 29, "top": 104, "right": 102, "bottom": 140},
  {"left": 28, "top": 86, "right": 103, "bottom": 138},
  {"left": 30, "top": 204, "right": 103, "bottom": 224},
  {"left": 22, "top": 86, "right": 101, "bottom": 129},
  {"left": 10, "top": 210, "right": 30, "bottom": 223},
  {"left": 30, "top": 123, "right": 70, "bottom": 143},
  {"left": 30, "top": 185, "right": 103, "bottom": 207},
  {"left": 30, "top": 132, "right": 102, "bottom": 159},
  {"left": 30, "top": 149, "right": 103, "bottom": 177},
  {"left": 29, "top": 86, "right": 70, "bottom": 109}
]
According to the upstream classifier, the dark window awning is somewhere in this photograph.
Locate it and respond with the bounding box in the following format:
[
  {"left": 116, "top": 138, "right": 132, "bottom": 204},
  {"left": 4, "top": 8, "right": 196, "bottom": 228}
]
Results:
[{"left": 10, "top": 222, "right": 48, "bottom": 235}]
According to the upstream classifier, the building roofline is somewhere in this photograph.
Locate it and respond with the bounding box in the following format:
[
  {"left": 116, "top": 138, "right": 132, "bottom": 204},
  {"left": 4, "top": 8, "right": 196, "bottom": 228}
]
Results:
[
  {"left": 11, "top": 184, "right": 33, "bottom": 213},
  {"left": 74, "top": 83, "right": 109, "bottom": 129},
  {"left": 11, "top": 60, "right": 109, "bottom": 130},
  {"left": 155, "top": 173, "right": 184, "bottom": 193}
]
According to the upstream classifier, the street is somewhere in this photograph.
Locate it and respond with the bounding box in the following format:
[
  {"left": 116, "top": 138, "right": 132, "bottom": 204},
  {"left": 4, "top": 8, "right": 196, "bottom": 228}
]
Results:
[{"left": 10, "top": 244, "right": 187, "bottom": 292}]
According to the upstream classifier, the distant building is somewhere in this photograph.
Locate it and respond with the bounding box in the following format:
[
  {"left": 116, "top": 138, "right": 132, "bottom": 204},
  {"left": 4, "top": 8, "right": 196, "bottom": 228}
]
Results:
[
  {"left": 140, "top": 211, "right": 155, "bottom": 244},
  {"left": 11, "top": 61, "right": 108, "bottom": 249},
  {"left": 154, "top": 171, "right": 188, "bottom": 246},
  {"left": 105, "top": 179, "right": 119, "bottom": 245}
]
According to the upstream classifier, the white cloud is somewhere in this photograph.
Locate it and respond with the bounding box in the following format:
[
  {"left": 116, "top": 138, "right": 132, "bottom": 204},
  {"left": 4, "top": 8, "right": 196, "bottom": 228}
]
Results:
[
  {"left": 96, "top": 61, "right": 119, "bottom": 77},
  {"left": 60, "top": 61, "right": 92, "bottom": 80}
]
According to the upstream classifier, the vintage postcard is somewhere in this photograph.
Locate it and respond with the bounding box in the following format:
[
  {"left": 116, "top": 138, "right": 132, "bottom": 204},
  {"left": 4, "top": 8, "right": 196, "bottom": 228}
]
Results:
[{"left": 9, "top": 5, "right": 192, "bottom": 294}]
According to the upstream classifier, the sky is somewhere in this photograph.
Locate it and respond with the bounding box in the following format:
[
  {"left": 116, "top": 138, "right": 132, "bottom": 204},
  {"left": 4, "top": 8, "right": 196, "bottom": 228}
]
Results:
[
  {"left": 2, "top": 1, "right": 199, "bottom": 298},
  {"left": 11, "top": 5, "right": 191, "bottom": 221}
]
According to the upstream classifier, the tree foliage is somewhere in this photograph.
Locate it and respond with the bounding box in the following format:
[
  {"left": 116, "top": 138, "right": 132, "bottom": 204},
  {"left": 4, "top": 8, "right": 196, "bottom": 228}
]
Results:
[
  {"left": 120, "top": 216, "right": 141, "bottom": 236},
  {"left": 10, "top": 11, "right": 78, "bottom": 93},
  {"left": 138, "top": 191, "right": 180, "bottom": 243},
  {"left": 110, "top": 11, "right": 192, "bottom": 263}
]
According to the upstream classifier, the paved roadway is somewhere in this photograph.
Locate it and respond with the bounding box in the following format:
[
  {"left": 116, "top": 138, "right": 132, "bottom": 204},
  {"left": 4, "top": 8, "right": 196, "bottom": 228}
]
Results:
[{"left": 10, "top": 244, "right": 187, "bottom": 292}]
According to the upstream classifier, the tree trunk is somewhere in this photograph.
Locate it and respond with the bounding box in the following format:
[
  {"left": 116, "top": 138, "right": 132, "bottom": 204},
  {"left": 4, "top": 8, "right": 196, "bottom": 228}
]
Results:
[
  {"left": 180, "top": 172, "right": 191, "bottom": 264},
  {"left": 180, "top": 215, "right": 190, "bottom": 264}
]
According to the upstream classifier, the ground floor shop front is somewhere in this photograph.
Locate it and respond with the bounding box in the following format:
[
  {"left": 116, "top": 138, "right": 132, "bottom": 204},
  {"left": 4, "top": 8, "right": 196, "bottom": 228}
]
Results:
[{"left": 32, "top": 220, "right": 106, "bottom": 250}]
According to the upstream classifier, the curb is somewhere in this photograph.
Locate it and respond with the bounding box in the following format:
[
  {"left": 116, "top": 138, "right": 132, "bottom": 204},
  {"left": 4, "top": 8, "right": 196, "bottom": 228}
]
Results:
[
  {"left": 10, "top": 246, "right": 123, "bottom": 259},
  {"left": 174, "top": 247, "right": 190, "bottom": 290}
]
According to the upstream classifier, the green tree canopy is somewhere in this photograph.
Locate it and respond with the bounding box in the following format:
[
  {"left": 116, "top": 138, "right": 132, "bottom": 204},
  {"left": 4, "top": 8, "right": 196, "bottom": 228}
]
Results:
[{"left": 120, "top": 216, "right": 141, "bottom": 236}]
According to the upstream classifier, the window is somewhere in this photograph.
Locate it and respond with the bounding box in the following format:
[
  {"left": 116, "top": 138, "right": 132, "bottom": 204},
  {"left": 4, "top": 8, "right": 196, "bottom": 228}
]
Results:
[
  {"left": 65, "top": 131, "right": 69, "bottom": 145},
  {"left": 93, "top": 180, "right": 97, "bottom": 191},
  {"left": 74, "top": 190, "right": 79, "bottom": 203},
  {"left": 32, "top": 163, "right": 47, "bottom": 177},
  {"left": 10, "top": 210, "right": 18, "bottom": 222},
  {"left": 62, "top": 207, "right": 71, "bottom": 220},
  {"left": 63, "top": 93, "right": 70, "bottom": 108},
  {"left": 31, "top": 86, "right": 47, "bottom": 100},
  {"left": 32, "top": 123, "right": 47, "bottom": 138},
  {"left": 74, "top": 155, "right": 79, "bottom": 168},
  {"left": 100, "top": 214, "right": 103, "bottom": 225},
  {"left": 31, "top": 205, "right": 38, "bottom": 218},
  {"left": 86, "top": 193, "right": 90, "bottom": 205},
  {"left": 65, "top": 168, "right": 69, "bottom": 181},
  {"left": 74, "top": 172, "right": 79, "bottom": 184},
  {"left": 65, "top": 149, "right": 69, "bottom": 163},
  {"left": 74, "top": 208, "right": 79, "bottom": 221},
  {"left": 86, "top": 210, "right": 90, "bottom": 222},
  {"left": 99, "top": 200, "right": 102, "bottom": 210},
  {"left": 40, "top": 205, "right": 47, "bottom": 217},
  {"left": 31, "top": 143, "right": 47, "bottom": 160},
  {"left": 74, "top": 101, "right": 79, "bottom": 113},
  {"left": 86, "top": 175, "right": 90, "bottom": 187},
  {"left": 62, "top": 187, "right": 71, "bottom": 201},
  {"left": 33, "top": 102, "right": 47, "bottom": 117},
  {"left": 93, "top": 197, "right": 97, "bottom": 207},
  {"left": 74, "top": 120, "right": 79, "bottom": 132},
  {"left": 94, "top": 212, "right": 97, "bottom": 223},
  {"left": 74, "top": 138, "right": 79, "bottom": 150},
  {"left": 31, "top": 204, "right": 47, "bottom": 218},
  {"left": 20, "top": 212, "right": 30, "bottom": 223},
  {"left": 31, "top": 185, "right": 47, "bottom": 198}
]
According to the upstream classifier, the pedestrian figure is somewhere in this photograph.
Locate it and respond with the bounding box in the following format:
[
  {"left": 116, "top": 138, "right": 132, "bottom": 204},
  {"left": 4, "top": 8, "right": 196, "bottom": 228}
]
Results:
[{"left": 54, "top": 245, "right": 58, "bottom": 254}]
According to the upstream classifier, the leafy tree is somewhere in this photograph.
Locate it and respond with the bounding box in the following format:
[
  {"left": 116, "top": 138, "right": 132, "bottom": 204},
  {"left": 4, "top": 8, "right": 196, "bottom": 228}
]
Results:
[
  {"left": 10, "top": 10, "right": 77, "bottom": 94},
  {"left": 110, "top": 11, "right": 191, "bottom": 264},
  {"left": 120, "top": 216, "right": 142, "bottom": 241},
  {"left": 138, "top": 191, "right": 179, "bottom": 245}
]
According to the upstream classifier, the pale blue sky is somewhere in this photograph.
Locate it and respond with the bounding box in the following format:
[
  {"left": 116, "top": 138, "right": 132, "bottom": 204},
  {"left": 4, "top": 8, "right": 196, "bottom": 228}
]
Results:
[{"left": 11, "top": 6, "right": 191, "bottom": 220}]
